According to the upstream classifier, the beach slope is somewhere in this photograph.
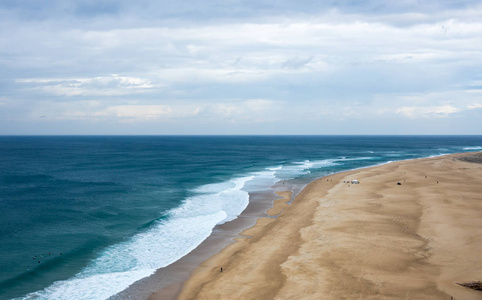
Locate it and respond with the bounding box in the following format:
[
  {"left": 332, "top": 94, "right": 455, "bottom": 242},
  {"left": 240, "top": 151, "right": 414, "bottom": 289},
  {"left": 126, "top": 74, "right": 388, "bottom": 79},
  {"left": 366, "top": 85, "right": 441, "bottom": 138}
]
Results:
[{"left": 157, "top": 153, "right": 482, "bottom": 300}]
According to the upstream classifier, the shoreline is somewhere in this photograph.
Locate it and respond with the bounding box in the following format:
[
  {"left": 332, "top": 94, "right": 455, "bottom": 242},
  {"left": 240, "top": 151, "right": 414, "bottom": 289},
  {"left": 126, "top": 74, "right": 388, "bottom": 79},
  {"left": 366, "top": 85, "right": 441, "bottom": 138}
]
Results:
[
  {"left": 118, "top": 154, "right": 451, "bottom": 298},
  {"left": 3, "top": 139, "right": 482, "bottom": 299},
  {"left": 164, "top": 152, "right": 482, "bottom": 300},
  {"left": 111, "top": 184, "right": 304, "bottom": 300},
  {"left": 142, "top": 167, "right": 369, "bottom": 299}
]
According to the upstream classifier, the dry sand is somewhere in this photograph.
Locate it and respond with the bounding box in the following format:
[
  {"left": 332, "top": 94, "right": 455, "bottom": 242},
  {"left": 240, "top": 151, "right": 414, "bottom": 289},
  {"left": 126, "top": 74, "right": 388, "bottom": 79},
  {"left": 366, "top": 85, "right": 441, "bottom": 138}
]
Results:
[{"left": 151, "top": 153, "right": 482, "bottom": 300}]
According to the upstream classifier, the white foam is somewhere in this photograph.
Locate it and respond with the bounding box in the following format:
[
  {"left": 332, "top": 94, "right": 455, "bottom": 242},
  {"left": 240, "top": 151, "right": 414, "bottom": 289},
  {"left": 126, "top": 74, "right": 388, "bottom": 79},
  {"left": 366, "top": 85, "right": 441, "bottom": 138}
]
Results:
[
  {"left": 20, "top": 154, "right": 402, "bottom": 300},
  {"left": 22, "top": 270, "right": 151, "bottom": 300},
  {"left": 274, "top": 159, "right": 339, "bottom": 180},
  {"left": 243, "top": 170, "right": 277, "bottom": 190},
  {"left": 334, "top": 157, "right": 375, "bottom": 161},
  {"left": 171, "top": 176, "right": 253, "bottom": 225},
  {"left": 217, "top": 176, "right": 253, "bottom": 223},
  {"left": 463, "top": 146, "right": 482, "bottom": 150},
  {"left": 21, "top": 175, "right": 255, "bottom": 300},
  {"left": 192, "top": 181, "right": 235, "bottom": 194},
  {"left": 21, "top": 210, "right": 227, "bottom": 300}
]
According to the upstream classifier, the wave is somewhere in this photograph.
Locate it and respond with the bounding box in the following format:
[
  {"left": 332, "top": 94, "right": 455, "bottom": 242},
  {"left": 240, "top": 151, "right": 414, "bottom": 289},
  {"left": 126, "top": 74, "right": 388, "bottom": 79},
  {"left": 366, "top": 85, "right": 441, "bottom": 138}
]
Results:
[
  {"left": 272, "top": 159, "right": 338, "bottom": 180},
  {"left": 335, "top": 157, "right": 376, "bottom": 161},
  {"left": 266, "top": 157, "right": 376, "bottom": 181},
  {"left": 19, "top": 165, "right": 287, "bottom": 300},
  {"left": 463, "top": 146, "right": 482, "bottom": 150},
  {"left": 19, "top": 174, "right": 256, "bottom": 299},
  {"left": 17, "top": 154, "right": 428, "bottom": 299}
]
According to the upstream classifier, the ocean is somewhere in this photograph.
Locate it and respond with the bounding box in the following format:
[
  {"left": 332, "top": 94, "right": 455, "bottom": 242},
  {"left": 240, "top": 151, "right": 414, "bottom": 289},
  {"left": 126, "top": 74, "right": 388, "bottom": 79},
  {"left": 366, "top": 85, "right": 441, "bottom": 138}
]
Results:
[{"left": 0, "top": 135, "right": 481, "bottom": 300}]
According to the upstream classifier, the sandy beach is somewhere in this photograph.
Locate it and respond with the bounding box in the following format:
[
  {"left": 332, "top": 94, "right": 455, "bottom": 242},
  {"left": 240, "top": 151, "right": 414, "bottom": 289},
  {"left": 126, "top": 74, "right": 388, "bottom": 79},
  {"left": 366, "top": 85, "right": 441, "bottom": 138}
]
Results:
[{"left": 150, "top": 152, "right": 482, "bottom": 300}]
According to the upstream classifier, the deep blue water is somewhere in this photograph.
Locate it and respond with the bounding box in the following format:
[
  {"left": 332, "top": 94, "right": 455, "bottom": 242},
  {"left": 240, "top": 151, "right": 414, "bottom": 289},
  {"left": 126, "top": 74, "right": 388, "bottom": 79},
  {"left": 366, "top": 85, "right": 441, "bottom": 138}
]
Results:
[{"left": 0, "top": 136, "right": 481, "bottom": 299}]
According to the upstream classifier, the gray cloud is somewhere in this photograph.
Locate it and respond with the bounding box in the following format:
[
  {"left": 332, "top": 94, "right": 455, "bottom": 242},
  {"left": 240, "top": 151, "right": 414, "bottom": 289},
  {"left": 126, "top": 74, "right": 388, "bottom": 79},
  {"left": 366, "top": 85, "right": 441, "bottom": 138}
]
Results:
[
  {"left": 0, "top": 0, "right": 481, "bottom": 134},
  {"left": 2, "top": 1, "right": 481, "bottom": 24}
]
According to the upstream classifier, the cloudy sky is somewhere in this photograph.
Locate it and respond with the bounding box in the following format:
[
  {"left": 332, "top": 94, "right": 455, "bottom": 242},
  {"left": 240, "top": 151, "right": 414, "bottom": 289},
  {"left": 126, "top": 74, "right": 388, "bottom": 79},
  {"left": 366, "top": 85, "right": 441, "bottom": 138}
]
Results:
[{"left": 1, "top": 0, "right": 481, "bottom": 134}]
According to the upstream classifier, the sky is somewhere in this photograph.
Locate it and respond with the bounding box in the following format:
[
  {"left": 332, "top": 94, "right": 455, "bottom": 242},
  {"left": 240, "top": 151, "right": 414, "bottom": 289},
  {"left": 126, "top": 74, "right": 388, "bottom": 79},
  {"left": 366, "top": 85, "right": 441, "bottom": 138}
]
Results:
[{"left": 0, "top": 0, "right": 481, "bottom": 135}]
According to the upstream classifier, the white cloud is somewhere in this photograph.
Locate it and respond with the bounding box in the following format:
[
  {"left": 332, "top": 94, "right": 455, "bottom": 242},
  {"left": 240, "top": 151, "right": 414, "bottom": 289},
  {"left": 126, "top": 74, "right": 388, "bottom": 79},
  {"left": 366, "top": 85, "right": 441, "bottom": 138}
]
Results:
[
  {"left": 467, "top": 103, "right": 482, "bottom": 109},
  {"left": 375, "top": 51, "right": 452, "bottom": 63},
  {"left": 208, "top": 99, "right": 274, "bottom": 118},
  {"left": 17, "top": 75, "right": 155, "bottom": 96},
  {"left": 396, "top": 105, "right": 461, "bottom": 118},
  {"left": 103, "top": 105, "right": 172, "bottom": 119},
  {"left": 8, "top": 17, "right": 482, "bottom": 85},
  {"left": 25, "top": 99, "right": 277, "bottom": 123},
  {"left": 28, "top": 102, "right": 176, "bottom": 121},
  {"left": 2, "top": 2, "right": 482, "bottom": 133}
]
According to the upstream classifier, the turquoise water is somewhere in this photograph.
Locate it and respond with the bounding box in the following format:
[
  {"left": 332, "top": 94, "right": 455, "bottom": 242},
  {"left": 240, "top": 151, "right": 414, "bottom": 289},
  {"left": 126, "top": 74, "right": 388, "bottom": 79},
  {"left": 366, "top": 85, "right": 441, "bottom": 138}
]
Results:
[{"left": 0, "top": 136, "right": 481, "bottom": 299}]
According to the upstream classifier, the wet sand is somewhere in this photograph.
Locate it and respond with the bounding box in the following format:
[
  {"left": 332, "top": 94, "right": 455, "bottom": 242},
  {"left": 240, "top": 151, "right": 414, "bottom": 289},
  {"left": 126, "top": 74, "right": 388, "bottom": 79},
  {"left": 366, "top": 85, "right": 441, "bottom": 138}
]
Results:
[
  {"left": 113, "top": 189, "right": 299, "bottom": 300},
  {"left": 168, "top": 153, "right": 482, "bottom": 300}
]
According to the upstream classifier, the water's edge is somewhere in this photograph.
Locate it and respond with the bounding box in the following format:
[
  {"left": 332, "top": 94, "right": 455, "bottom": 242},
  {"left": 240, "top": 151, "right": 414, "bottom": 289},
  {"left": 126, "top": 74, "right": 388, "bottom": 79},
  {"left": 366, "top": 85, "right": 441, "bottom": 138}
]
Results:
[
  {"left": 6, "top": 135, "right": 479, "bottom": 299},
  {"left": 110, "top": 188, "right": 289, "bottom": 300},
  {"left": 111, "top": 153, "right": 466, "bottom": 300}
]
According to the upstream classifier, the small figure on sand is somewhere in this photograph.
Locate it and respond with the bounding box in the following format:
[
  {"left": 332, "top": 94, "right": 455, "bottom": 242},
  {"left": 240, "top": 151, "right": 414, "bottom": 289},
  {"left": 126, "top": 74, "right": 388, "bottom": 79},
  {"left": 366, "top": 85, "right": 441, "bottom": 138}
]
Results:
[{"left": 220, "top": 267, "right": 223, "bottom": 272}]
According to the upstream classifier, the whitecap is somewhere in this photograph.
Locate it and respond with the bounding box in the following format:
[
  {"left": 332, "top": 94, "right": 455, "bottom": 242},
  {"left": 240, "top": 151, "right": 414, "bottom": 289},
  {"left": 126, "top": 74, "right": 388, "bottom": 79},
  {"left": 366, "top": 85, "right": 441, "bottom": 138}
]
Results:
[
  {"left": 21, "top": 175, "right": 255, "bottom": 300},
  {"left": 463, "top": 146, "right": 482, "bottom": 150}
]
